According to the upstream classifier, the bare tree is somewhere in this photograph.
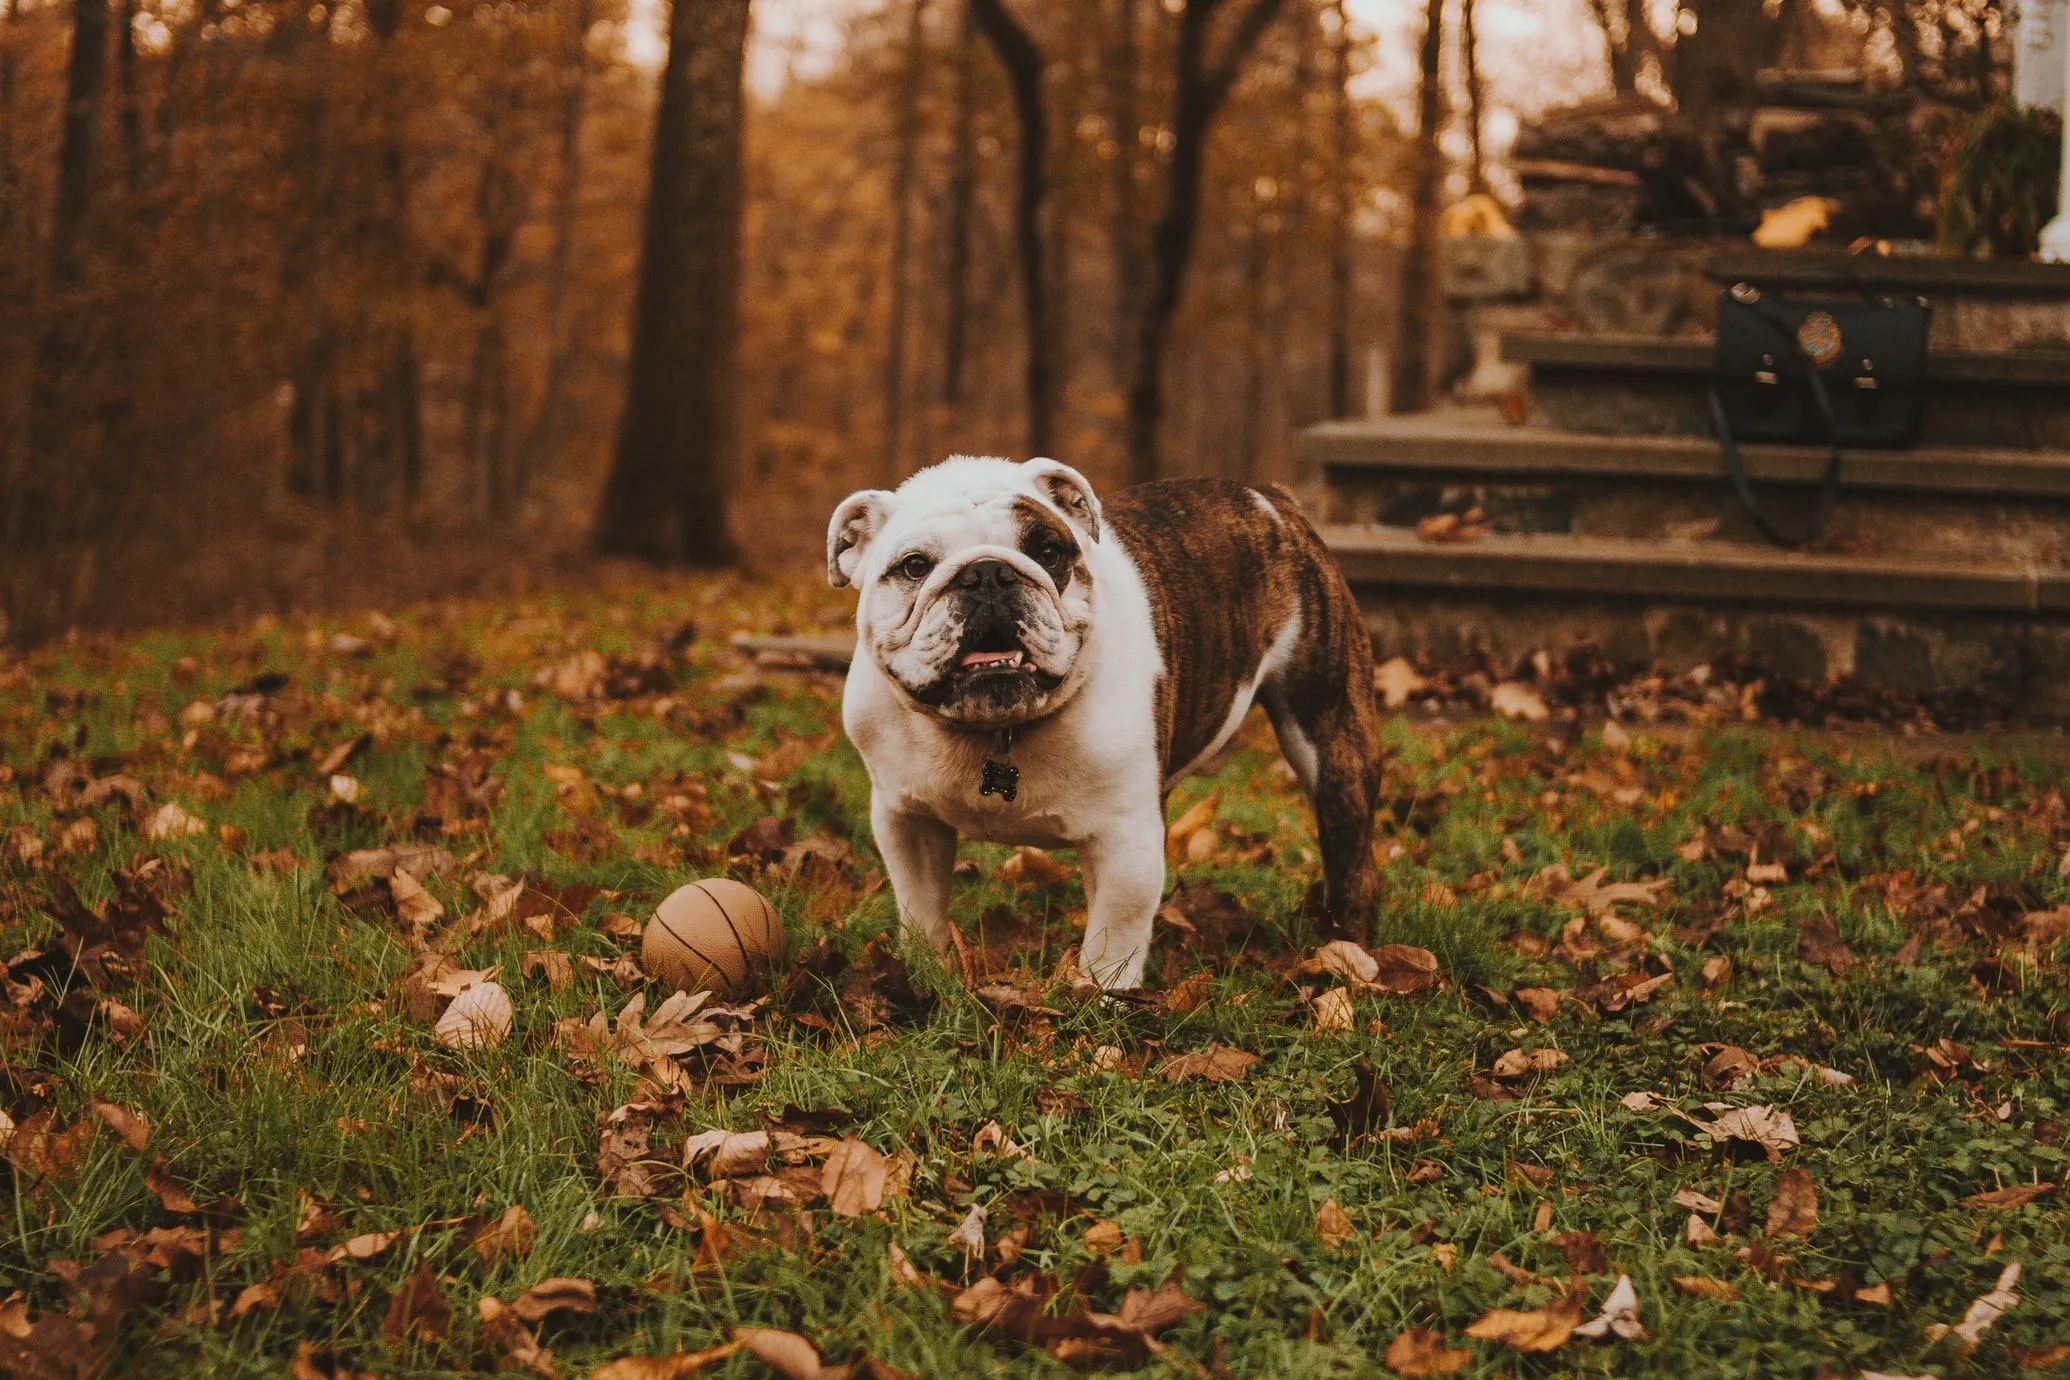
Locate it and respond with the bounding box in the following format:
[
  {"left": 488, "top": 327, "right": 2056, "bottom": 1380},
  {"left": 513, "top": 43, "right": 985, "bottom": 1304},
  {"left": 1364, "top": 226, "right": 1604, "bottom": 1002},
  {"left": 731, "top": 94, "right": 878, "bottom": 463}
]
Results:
[
  {"left": 882, "top": 0, "right": 928, "bottom": 481},
  {"left": 1388, "top": 0, "right": 1443, "bottom": 415},
  {"left": 1124, "top": 0, "right": 1285, "bottom": 485},
  {"left": 941, "top": 0, "right": 977, "bottom": 408},
  {"left": 593, "top": 0, "right": 752, "bottom": 564},
  {"left": 971, "top": 0, "right": 1054, "bottom": 455},
  {"left": 1461, "top": 0, "right": 1486, "bottom": 193},
  {"left": 1325, "top": 0, "right": 1354, "bottom": 419},
  {"left": 1586, "top": 0, "right": 1662, "bottom": 96},
  {"left": 521, "top": 0, "right": 595, "bottom": 510},
  {"left": 1104, "top": 0, "right": 1141, "bottom": 390}
]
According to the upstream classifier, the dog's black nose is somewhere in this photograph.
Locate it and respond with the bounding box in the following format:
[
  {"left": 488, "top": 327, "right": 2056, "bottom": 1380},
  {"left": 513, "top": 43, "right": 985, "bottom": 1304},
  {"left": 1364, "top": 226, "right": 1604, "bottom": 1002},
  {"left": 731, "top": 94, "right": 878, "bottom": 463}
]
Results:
[{"left": 954, "top": 560, "right": 1019, "bottom": 590}]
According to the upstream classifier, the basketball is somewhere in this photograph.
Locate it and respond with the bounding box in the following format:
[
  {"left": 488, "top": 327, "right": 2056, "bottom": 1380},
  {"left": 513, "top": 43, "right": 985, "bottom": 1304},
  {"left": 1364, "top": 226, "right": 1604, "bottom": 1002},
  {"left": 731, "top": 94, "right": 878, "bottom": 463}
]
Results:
[{"left": 641, "top": 878, "right": 788, "bottom": 998}]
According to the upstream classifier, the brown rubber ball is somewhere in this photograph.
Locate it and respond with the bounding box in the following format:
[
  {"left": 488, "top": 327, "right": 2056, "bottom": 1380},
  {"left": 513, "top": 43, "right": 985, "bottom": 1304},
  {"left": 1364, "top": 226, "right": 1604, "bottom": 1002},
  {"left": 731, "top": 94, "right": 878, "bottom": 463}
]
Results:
[{"left": 642, "top": 879, "right": 788, "bottom": 998}]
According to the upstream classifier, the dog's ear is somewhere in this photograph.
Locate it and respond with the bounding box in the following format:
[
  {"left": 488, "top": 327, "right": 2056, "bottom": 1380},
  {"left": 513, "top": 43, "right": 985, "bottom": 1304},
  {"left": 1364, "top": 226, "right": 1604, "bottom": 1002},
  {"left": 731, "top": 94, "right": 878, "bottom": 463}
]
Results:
[
  {"left": 827, "top": 490, "right": 895, "bottom": 589},
  {"left": 1023, "top": 459, "right": 1102, "bottom": 543}
]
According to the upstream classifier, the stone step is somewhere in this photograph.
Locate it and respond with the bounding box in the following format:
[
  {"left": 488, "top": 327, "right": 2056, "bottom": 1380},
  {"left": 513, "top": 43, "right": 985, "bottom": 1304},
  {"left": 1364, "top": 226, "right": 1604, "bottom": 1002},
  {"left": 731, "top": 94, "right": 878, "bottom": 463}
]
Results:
[
  {"left": 1506, "top": 330, "right": 2070, "bottom": 449},
  {"left": 1301, "top": 413, "right": 2070, "bottom": 497},
  {"left": 1322, "top": 525, "right": 2062, "bottom": 614},
  {"left": 1318, "top": 524, "right": 2070, "bottom": 716},
  {"left": 1299, "top": 412, "right": 2070, "bottom": 561}
]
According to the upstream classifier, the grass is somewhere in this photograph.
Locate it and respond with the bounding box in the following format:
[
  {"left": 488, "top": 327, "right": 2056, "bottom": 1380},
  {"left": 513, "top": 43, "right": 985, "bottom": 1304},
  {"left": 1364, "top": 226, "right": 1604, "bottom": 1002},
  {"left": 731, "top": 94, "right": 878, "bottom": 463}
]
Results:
[{"left": 1, "top": 573, "right": 2067, "bottom": 1378}]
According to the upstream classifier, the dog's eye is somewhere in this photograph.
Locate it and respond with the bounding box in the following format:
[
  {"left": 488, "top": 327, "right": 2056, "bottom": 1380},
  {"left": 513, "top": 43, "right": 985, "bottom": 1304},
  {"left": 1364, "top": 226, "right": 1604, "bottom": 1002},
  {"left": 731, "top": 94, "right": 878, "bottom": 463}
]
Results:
[
  {"left": 897, "top": 554, "right": 935, "bottom": 581},
  {"left": 1033, "top": 539, "right": 1068, "bottom": 572}
]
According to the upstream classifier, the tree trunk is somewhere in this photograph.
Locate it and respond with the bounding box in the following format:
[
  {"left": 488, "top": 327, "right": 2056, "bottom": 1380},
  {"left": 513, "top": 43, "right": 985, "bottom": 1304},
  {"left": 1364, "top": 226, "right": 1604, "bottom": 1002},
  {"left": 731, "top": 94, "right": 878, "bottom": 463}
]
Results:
[
  {"left": 1105, "top": 0, "right": 1140, "bottom": 391},
  {"left": 0, "top": 0, "right": 21, "bottom": 244},
  {"left": 940, "top": 0, "right": 976, "bottom": 408},
  {"left": 1677, "top": 0, "right": 1761, "bottom": 111},
  {"left": 881, "top": 0, "right": 927, "bottom": 482},
  {"left": 592, "top": 0, "right": 750, "bottom": 565},
  {"left": 1124, "top": 0, "right": 1285, "bottom": 485},
  {"left": 117, "top": 0, "right": 143, "bottom": 197},
  {"left": 1325, "top": 0, "right": 1353, "bottom": 419},
  {"left": 520, "top": 0, "right": 592, "bottom": 509},
  {"left": 8, "top": 0, "right": 113, "bottom": 644},
  {"left": 971, "top": 0, "right": 1052, "bottom": 456},
  {"left": 1461, "top": 0, "right": 1486, "bottom": 193},
  {"left": 1387, "top": 0, "right": 1444, "bottom": 416},
  {"left": 1237, "top": 202, "right": 1268, "bottom": 479}
]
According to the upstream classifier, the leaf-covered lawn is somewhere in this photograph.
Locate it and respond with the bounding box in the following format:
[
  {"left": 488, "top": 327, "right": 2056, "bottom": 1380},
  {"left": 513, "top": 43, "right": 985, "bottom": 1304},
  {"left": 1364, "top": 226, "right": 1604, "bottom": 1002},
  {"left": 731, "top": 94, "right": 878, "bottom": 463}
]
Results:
[{"left": 2, "top": 575, "right": 2067, "bottom": 1379}]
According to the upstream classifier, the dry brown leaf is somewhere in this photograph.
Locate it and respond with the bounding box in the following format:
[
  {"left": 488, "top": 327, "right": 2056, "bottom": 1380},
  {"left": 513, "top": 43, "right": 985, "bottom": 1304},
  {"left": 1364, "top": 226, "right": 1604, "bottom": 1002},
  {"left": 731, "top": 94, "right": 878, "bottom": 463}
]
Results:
[
  {"left": 1463, "top": 1289, "right": 1584, "bottom": 1351},
  {"left": 1383, "top": 1327, "right": 1471, "bottom": 1376},
  {"left": 1765, "top": 1168, "right": 1819, "bottom": 1239},
  {"left": 144, "top": 1158, "right": 202, "bottom": 1213},
  {"left": 1374, "top": 657, "right": 1429, "bottom": 710},
  {"left": 947, "top": 1204, "right": 987, "bottom": 1265},
  {"left": 382, "top": 1262, "right": 451, "bottom": 1349},
  {"left": 996, "top": 846, "right": 1070, "bottom": 889},
  {"left": 1512, "top": 986, "right": 1563, "bottom": 1022},
  {"left": 389, "top": 867, "right": 446, "bottom": 933},
  {"left": 521, "top": 950, "right": 573, "bottom": 992},
  {"left": 1688, "top": 1104, "right": 1799, "bottom": 1159},
  {"left": 1166, "top": 790, "right": 1221, "bottom": 852},
  {"left": 435, "top": 981, "right": 513, "bottom": 1048},
  {"left": 1313, "top": 1198, "right": 1356, "bottom": 1250},
  {"left": 1370, "top": 944, "right": 1440, "bottom": 994},
  {"left": 1671, "top": 1275, "right": 1739, "bottom": 1301},
  {"left": 1928, "top": 1262, "right": 2021, "bottom": 1351},
  {"left": 1490, "top": 681, "right": 1549, "bottom": 722},
  {"left": 143, "top": 802, "right": 207, "bottom": 842},
  {"left": 510, "top": 1277, "right": 597, "bottom": 1325},
  {"left": 1312, "top": 987, "right": 1355, "bottom": 1034},
  {"left": 325, "top": 1229, "right": 405, "bottom": 1264},
  {"left": 1160, "top": 970, "right": 1212, "bottom": 1014},
  {"left": 1686, "top": 1213, "right": 1717, "bottom": 1245},
  {"left": 472, "top": 1205, "right": 539, "bottom": 1266},
  {"left": 588, "top": 1340, "right": 745, "bottom": 1380},
  {"left": 1158, "top": 1045, "right": 1259, "bottom": 1082},
  {"left": 1572, "top": 1274, "right": 1645, "bottom": 1341},
  {"left": 1961, "top": 1182, "right": 2056, "bottom": 1211},
  {"left": 477, "top": 1296, "right": 556, "bottom": 1378},
  {"left": 1313, "top": 939, "right": 1380, "bottom": 987},
  {"left": 821, "top": 1137, "right": 889, "bottom": 1217},
  {"left": 1492, "top": 1047, "right": 1569, "bottom": 1078},
  {"left": 89, "top": 1099, "right": 150, "bottom": 1153},
  {"left": 735, "top": 1326, "right": 836, "bottom": 1379}
]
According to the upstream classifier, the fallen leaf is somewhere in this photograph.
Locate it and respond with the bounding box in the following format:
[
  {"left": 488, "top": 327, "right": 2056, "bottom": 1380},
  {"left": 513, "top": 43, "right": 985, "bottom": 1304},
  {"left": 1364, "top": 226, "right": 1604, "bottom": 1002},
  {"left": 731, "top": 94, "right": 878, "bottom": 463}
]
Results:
[
  {"left": 1166, "top": 790, "right": 1221, "bottom": 852},
  {"left": 382, "top": 1262, "right": 450, "bottom": 1349},
  {"left": 947, "top": 1204, "right": 986, "bottom": 1266},
  {"left": 472, "top": 1205, "right": 538, "bottom": 1266},
  {"left": 521, "top": 949, "right": 573, "bottom": 992},
  {"left": 1313, "top": 939, "right": 1380, "bottom": 987},
  {"left": 1572, "top": 1274, "right": 1645, "bottom": 1341},
  {"left": 1490, "top": 682, "right": 1549, "bottom": 722},
  {"left": 477, "top": 1296, "right": 556, "bottom": 1378},
  {"left": 1929, "top": 1262, "right": 2021, "bottom": 1351},
  {"left": 1685, "top": 1214, "right": 1716, "bottom": 1245},
  {"left": 589, "top": 1341, "right": 745, "bottom": 1380},
  {"left": 1383, "top": 1327, "right": 1471, "bottom": 1376},
  {"left": 1538, "top": 865, "right": 1667, "bottom": 917},
  {"left": 1671, "top": 1275, "right": 1739, "bottom": 1301},
  {"left": 89, "top": 1099, "right": 150, "bottom": 1153},
  {"left": 144, "top": 1159, "right": 201, "bottom": 1213},
  {"left": 143, "top": 802, "right": 207, "bottom": 842},
  {"left": 325, "top": 1229, "right": 404, "bottom": 1264},
  {"left": 1493, "top": 1047, "right": 1569, "bottom": 1078},
  {"left": 1673, "top": 1188, "right": 1724, "bottom": 1214},
  {"left": 736, "top": 1326, "right": 836, "bottom": 1379},
  {"left": 390, "top": 868, "right": 446, "bottom": 934},
  {"left": 1512, "top": 987, "right": 1563, "bottom": 1022},
  {"left": 509, "top": 1277, "right": 596, "bottom": 1324},
  {"left": 1619, "top": 1091, "right": 1663, "bottom": 1113},
  {"left": 1703, "top": 1046, "right": 1759, "bottom": 1090},
  {"left": 1463, "top": 1289, "right": 1584, "bottom": 1351},
  {"left": 1312, "top": 987, "right": 1355, "bottom": 1034},
  {"left": 1961, "top": 1183, "right": 2056, "bottom": 1211},
  {"left": 1370, "top": 944, "right": 1440, "bottom": 994},
  {"left": 1313, "top": 1199, "right": 1356, "bottom": 1250},
  {"left": 1765, "top": 1168, "right": 1819, "bottom": 1239},
  {"left": 1688, "top": 1104, "right": 1799, "bottom": 1160},
  {"left": 1746, "top": 861, "right": 1789, "bottom": 885},
  {"left": 434, "top": 981, "right": 513, "bottom": 1048},
  {"left": 1550, "top": 1230, "right": 1607, "bottom": 1274},
  {"left": 1158, "top": 1045, "right": 1259, "bottom": 1081},
  {"left": 821, "top": 1137, "right": 889, "bottom": 1217}
]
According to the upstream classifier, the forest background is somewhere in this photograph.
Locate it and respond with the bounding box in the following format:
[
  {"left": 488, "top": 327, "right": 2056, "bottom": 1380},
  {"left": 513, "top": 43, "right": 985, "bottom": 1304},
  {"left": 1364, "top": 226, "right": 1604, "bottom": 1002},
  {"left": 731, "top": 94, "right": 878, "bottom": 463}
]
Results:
[{"left": 0, "top": 0, "right": 2012, "bottom": 642}]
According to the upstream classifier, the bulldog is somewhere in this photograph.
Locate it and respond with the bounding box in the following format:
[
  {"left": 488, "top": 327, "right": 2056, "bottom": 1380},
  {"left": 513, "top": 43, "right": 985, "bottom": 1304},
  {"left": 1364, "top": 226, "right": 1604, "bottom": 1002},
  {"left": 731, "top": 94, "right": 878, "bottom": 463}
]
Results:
[{"left": 828, "top": 456, "right": 1381, "bottom": 990}]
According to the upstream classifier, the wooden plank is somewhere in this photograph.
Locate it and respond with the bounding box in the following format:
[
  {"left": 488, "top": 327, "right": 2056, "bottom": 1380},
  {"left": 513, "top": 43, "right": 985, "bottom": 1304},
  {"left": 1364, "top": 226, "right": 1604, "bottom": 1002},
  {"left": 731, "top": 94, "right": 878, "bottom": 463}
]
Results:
[
  {"left": 1322, "top": 525, "right": 2043, "bottom": 614},
  {"left": 1704, "top": 249, "right": 2070, "bottom": 298},
  {"left": 1296, "top": 415, "right": 2070, "bottom": 499},
  {"left": 1501, "top": 331, "right": 2070, "bottom": 387}
]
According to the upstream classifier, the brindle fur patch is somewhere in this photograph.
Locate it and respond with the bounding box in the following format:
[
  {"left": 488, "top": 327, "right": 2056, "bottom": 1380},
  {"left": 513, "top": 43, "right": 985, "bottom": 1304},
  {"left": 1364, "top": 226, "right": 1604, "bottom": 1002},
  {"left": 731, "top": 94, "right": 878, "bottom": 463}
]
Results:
[{"left": 1107, "top": 478, "right": 1383, "bottom": 938}]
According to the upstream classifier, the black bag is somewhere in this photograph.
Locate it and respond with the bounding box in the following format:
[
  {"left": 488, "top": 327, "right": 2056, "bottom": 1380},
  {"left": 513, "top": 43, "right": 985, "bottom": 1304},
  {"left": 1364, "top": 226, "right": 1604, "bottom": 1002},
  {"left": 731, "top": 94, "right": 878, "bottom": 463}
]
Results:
[{"left": 1708, "top": 282, "right": 1932, "bottom": 547}]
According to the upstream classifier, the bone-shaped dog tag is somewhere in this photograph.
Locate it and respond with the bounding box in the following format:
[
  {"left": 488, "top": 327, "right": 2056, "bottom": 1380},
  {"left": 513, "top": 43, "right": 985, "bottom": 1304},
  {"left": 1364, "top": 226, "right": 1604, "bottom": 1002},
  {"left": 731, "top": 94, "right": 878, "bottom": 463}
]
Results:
[{"left": 979, "top": 759, "right": 1019, "bottom": 802}]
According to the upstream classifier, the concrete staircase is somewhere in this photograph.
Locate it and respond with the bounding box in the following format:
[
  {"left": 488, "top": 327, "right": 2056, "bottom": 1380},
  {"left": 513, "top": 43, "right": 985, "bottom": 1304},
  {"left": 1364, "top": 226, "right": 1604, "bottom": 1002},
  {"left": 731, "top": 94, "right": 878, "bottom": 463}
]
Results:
[{"left": 1301, "top": 250, "right": 2070, "bottom": 718}]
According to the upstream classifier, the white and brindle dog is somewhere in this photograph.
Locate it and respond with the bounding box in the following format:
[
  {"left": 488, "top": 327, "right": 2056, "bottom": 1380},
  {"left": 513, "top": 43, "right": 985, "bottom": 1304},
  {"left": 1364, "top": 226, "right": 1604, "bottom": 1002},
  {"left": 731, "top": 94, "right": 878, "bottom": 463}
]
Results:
[{"left": 828, "top": 456, "right": 1382, "bottom": 991}]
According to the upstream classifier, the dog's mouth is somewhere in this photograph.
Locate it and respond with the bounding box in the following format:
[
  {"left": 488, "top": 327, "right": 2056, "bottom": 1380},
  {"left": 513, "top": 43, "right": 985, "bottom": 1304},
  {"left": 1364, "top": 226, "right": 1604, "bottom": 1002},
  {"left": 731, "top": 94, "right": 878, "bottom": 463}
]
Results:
[{"left": 950, "top": 626, "right": 1035, "bottom": 682}]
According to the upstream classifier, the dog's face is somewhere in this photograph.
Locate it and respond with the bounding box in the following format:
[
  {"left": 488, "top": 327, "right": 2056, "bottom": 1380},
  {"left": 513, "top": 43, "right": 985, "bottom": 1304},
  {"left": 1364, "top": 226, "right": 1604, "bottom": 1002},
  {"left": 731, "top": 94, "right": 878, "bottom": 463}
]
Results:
[{"left": 828, "top": 457, "right": 1103, "bottom": 729}]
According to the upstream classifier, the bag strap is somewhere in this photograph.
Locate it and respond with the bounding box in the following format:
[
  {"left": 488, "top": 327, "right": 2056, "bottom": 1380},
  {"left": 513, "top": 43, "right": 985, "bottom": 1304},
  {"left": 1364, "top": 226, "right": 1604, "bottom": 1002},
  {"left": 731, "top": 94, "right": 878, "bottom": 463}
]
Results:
[{"left": 1709, "top": 301, "right": 1843, "bottom": 549}]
